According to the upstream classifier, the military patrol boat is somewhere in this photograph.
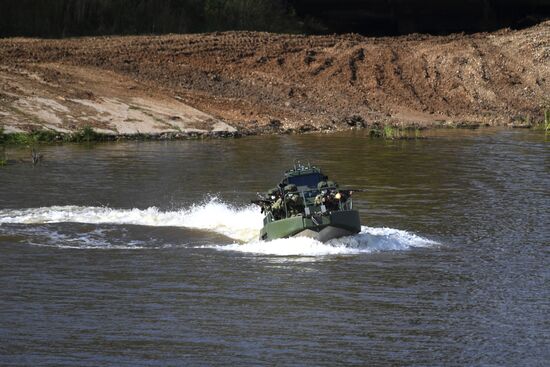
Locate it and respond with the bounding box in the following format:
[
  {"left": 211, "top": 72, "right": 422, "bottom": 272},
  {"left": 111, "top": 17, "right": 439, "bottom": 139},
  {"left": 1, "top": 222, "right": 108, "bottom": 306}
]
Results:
[{"left": 252, "top": 162, "right": 362, "bottom": 242}]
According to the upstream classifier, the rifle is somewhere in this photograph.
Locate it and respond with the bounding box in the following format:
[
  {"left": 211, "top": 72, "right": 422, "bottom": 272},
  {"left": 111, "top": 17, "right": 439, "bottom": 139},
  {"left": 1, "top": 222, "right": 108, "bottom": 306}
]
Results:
[
  {"left": 251, "top": 199, "right": 275, "bottom": 214},
  {"left": 341, "top": 188, "right": 368, "bottom": 193},
  {"left": 251, "top": 199, "right": 273, "bottom": 206}
]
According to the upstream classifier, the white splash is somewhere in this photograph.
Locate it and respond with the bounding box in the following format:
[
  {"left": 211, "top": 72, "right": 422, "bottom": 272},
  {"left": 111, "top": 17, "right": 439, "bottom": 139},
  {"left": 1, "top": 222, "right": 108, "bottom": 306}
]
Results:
[
  {"left": 0, "top": 198, "right": 262, "bottom": 242},
  {"left": 0, "top": 199, "right": 439, "bottom": 255},
  {"left": 207, "top": 226, "right": 438, "bottom": 256}
]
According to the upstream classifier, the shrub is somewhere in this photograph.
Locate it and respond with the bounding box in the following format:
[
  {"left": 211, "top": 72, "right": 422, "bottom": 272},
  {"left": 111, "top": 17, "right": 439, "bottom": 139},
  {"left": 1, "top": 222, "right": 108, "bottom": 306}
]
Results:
[
  {"left": 73, "top": 126, "right": 101, "bottom": 142},
  {"left": 0, "top": 146, "right": 6, "bottom": 166}
]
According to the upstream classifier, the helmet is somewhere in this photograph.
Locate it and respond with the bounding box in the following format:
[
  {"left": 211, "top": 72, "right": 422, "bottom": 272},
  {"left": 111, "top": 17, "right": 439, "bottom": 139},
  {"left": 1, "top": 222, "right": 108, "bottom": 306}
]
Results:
[
  {"left": 284, "top": 184, "right": 297, "bottom": 192},
  {"left": 317, "top": 181, "right": 328, "bottom": 190},
  {"left": 326, "top": 180, "right": 336, "bottom": 188},
  {"left": 267, "top": 187, "right": 279, "bottom": 196}
]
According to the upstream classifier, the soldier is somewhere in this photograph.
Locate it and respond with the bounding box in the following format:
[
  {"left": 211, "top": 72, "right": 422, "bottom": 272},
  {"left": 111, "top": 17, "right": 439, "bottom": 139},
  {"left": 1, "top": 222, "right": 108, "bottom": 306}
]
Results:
[
  {"left": 254, "top": 187, "right": 281, "bottom": 215},
  {"left": 284, "top": 184, "right": 304, "bottom": 216},
  {"left": 328, "top": 188, "right": 354, "bottom": 211},
  {"left": 314, "top": 180, "right": 329, "bottom": 206},
  {"left": 270, "top": 189, "right": 284, "bottom": 220},
  {"left": 267, "top": 187, "right": 279, "bottom": 200},
  {"left": 264, "top": 188, "right": 277, "bottom": 213},
  {"left": 323, "top": 182, "right": 341, "bottom": 211}
]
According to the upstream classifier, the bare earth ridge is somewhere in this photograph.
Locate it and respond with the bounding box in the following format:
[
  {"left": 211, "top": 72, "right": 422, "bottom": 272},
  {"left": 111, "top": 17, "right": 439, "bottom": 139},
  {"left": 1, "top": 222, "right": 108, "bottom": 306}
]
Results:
[{"left": 0, "top": 22, "right": 548, "bottom": 137}]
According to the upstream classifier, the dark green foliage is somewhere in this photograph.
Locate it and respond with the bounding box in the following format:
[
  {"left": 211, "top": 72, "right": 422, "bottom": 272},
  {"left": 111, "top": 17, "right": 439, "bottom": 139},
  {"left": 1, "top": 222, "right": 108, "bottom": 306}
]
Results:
[
  {"left": 0, "top": 145, "right": 5, "bottom": 166},
  {"left": 534, "top": 109, "right": 550, "bottom": 132},
  {"left": 0, "top": 126, "right": 108, "bottom": 145},
  {"left": 2, "top": 133, "right": 32, "bottom": 145},
  {"left": 28, "top": 130, "right": 60, "bottom": 143},
  {"left": 368, "top": 125, "right": 423, "bottom": 140},
  {"left": 73, "top": 125, "right": 100, "bottom": 142},
  {"left": 0, "top": 0, "right": 303, "bottom": 38},
  {"left": 1, "top": 130, "right": 59, "bottom": 145}
]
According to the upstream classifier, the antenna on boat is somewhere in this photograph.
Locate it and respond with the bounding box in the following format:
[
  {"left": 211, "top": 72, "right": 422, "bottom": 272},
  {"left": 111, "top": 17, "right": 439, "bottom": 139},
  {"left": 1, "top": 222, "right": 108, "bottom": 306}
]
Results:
[{"left": 292, "top": 159, "right": 316, "bottom": 172}]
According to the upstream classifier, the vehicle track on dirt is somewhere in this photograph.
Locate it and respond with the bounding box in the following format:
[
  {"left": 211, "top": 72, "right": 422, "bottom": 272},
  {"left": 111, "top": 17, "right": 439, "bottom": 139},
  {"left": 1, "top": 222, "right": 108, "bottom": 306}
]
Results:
[{"left": 0, "top": 22, "right": 548, "bottom": 136}]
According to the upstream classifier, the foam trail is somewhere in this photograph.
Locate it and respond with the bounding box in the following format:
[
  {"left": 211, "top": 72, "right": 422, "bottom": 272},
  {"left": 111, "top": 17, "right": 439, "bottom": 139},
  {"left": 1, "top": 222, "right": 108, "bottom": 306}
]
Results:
[
  {"left": 0, "top": 198, "right": 262, "bottom": 242},
  {"left": 207, "top": 226, "right": 438, "bottom": 256},
  {"left": 0, "top": 199, "right": 439, "bottom": 254}
]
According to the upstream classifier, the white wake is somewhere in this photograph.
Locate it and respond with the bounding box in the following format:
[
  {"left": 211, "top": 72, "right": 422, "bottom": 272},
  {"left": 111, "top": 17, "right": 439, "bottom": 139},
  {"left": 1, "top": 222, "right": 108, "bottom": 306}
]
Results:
[
  {"left": 0, "top": 198, "right": 262, "bottom": 242},
  {"left": 0, "top": 198, "right": 439, "bottom": 255},
  {"left": 208, "top": 226, "right": 437, "bottom": 256}
]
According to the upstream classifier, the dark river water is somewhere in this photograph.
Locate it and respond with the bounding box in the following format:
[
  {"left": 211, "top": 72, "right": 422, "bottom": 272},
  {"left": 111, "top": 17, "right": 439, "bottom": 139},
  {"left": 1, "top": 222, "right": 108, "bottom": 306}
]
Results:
[{"left": 0, "top": 129, "right": 548, "bottom": 366}]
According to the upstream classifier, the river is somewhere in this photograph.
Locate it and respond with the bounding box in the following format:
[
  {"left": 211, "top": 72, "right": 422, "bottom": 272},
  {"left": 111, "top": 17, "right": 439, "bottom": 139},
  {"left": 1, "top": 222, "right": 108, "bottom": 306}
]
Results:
[{"left": 0, "top": 129, "right": 548, "bottom": 366}]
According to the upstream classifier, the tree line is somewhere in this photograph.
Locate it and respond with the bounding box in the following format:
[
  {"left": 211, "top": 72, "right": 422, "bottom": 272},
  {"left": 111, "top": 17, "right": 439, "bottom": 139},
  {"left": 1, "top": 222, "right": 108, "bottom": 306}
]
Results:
[{"left": 0, "top": 0, "right": 304, "bottom": 38}]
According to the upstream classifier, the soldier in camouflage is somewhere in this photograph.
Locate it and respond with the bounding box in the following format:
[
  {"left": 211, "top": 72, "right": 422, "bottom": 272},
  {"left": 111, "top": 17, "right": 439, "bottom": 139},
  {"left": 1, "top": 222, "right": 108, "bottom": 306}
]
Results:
[{"left": 284, "top": 184, "right": 304, "bottom": 217}]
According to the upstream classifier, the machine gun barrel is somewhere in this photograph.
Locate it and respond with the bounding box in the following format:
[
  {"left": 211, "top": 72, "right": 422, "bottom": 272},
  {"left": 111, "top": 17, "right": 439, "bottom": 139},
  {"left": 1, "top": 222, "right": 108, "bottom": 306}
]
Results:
[
  {"left": 251, "top": 199, "right": 273, "bottom": 206},
  {"left": 342, "top": 188, "right": 368, "bottom": 192}
]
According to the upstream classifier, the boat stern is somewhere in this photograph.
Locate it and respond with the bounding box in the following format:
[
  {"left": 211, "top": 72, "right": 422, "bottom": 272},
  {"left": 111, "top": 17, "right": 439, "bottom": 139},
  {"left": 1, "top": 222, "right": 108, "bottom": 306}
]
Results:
[{"left": 260, "top": 210, "right": 361, "bottom": 242}]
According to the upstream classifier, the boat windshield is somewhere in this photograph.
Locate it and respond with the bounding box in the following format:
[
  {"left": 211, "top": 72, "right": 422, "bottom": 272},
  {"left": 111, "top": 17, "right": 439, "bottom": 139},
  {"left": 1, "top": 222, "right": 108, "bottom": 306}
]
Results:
[{"left": 287, "top": 173, "right": 325, "bottom": 188}]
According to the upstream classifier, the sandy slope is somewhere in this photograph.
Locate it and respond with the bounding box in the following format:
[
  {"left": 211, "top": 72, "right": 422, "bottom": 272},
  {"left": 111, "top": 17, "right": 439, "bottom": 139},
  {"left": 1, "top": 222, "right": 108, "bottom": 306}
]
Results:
[{"left": 0, "top": 22, "right": 548, "bottom": 136}]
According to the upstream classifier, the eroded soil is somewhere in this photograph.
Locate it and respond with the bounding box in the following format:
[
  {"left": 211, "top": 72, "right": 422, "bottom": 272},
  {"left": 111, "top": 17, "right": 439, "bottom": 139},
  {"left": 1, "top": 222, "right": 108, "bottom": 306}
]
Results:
[{"left": 1, "top": 22, "right": 548, "bottom": 136}]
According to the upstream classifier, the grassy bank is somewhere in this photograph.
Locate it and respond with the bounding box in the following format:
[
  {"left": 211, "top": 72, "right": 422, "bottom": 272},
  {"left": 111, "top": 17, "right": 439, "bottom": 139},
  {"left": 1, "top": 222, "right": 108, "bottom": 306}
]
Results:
[
  {"left": 0, "top": 146, "right": 6, "bottom": 166},
  {"left": 0, "top": 126, "right": 244, "bottom": 147},
  {"left": 1, "top": 124, "right": 427, "bottom": 145},
  {"left": 368, "top": 125, "right": 425, "bottom": 140},
  {"left": 0, "top": 126, "right": 106, "bottom": 145},
  {"left": 1, "top": 113, "right": 548, "bottom": 149},
  {"left": 535, "top": 109, "right": 550, "bottom": 132}
]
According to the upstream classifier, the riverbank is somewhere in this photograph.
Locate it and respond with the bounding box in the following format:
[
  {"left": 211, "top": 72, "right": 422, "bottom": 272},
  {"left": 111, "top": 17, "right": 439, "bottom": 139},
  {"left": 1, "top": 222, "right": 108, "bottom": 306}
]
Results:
[{"left": 1, "top": 22, "right": 548, "bottom": 139}]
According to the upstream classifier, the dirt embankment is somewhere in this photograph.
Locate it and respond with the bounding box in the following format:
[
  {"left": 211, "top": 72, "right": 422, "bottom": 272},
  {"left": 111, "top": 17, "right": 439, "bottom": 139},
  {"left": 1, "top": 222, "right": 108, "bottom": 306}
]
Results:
[{"left": 0, "top": 22, "right": 548, "bottom": 137}]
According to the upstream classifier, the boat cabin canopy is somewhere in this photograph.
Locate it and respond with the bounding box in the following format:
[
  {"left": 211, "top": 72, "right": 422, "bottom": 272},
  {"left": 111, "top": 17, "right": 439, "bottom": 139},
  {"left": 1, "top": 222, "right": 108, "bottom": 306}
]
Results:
[
  {"left": 285, "top": 172, "right": 326, "bottom": 188},
  {"left": 280, "top": 162, "right": 327, "bottom": 189}
]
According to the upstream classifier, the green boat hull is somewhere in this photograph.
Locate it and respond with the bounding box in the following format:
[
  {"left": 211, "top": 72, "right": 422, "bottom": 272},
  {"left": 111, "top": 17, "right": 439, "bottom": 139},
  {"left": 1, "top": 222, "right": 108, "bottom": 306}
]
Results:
[{"left": 259, "top": 210, "right": 361, "bottom": 242}]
